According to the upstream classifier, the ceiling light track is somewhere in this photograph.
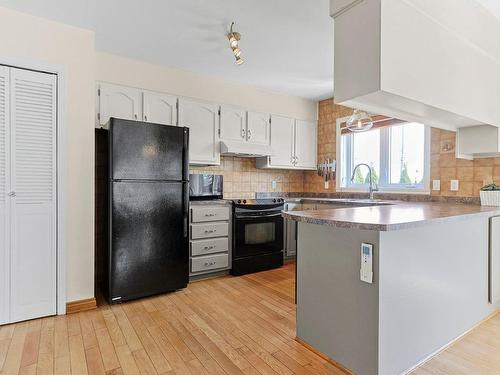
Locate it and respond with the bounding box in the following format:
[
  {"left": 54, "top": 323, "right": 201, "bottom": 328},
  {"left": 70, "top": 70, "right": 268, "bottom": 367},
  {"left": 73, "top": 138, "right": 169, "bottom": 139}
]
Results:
[{"left": 228, "top": 22, "right": 244, "bottom": 65}]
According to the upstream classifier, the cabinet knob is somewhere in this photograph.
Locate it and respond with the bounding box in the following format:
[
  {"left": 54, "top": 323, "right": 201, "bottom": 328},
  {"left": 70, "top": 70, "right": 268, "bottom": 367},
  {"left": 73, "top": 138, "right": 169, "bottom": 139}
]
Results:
[
  {"left": 241, "top": 128, "right": 246, "bottom": 139},
  {"left": 247, "top": 129, "right": 252, "bottom": 139},
  {"left": 7, "top": 191, "right": 16, "bottom": 197},
  {"left": 144, "top": 115, "right": 148, "bottom": 121}
]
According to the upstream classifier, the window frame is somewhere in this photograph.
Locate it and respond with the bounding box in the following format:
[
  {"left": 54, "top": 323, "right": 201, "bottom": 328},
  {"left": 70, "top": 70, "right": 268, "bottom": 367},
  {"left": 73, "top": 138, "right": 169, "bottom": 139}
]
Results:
[{"left": 336, "top": 116, "right": 431, "bottom": 194}]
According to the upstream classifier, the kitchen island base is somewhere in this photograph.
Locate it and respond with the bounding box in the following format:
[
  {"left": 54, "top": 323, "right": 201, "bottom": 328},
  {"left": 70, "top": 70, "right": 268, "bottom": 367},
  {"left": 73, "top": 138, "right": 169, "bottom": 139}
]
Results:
[{"left": 296, "top": 216, "right": 499, "bottom": 375}]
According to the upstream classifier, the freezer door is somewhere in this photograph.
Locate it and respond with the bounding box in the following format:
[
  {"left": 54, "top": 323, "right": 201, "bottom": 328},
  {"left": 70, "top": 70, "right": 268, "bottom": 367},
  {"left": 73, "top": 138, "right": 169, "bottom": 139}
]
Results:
[
  {"left": 109, "top": 181, "right": 188, "bottom": 302},
  {"left": 110, "top": 118, "right": 188, "bottom": 181}
]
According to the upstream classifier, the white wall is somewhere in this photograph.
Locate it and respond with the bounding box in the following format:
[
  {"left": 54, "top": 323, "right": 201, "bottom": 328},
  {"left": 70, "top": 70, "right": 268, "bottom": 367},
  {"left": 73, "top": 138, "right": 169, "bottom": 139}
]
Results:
[
  {"left": 0, "top": 7, "right": 96, "bottom": 302},
  {"left": 96, "top": 52, "right": 318, "bottom": 121}
]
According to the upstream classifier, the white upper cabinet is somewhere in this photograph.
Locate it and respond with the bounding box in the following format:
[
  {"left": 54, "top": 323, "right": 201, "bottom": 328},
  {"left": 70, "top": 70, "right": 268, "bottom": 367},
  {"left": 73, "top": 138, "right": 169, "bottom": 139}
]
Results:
[
  {"left": 98, "top": 83, "right": 142, "bottom": 126},
  {"left": 257, "top": 116, "right": 317, "bottom": 170},
  {"left": 246, "top": 111, "right": 270, "bottom": 145},
  {"left": 269, "top": 115, "right": 295, "bottom": 168},
  {"left": 295, "top": 120, "right": 317, "bottom": 169},
  {"left": 178, "top": 98, "right": 220, "bottom": 165},
  {"left": 142, "top": 91, "right": 177, "bottom": 125},
  {"left": 219, "top": 105, "right": 246, "bottom": 142},
  {"left": 332, "top": 0, "right": 500, "bottom": 130}
]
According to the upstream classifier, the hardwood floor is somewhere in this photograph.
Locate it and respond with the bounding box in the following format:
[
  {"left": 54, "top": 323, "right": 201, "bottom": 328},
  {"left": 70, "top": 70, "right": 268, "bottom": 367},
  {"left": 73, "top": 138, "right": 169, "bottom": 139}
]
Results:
[
  {"left": 0, "top": 263, "right": 499, "bottom": 375},
  {"left": 0, "top": 263, "right": 347, "bottom": 375}
]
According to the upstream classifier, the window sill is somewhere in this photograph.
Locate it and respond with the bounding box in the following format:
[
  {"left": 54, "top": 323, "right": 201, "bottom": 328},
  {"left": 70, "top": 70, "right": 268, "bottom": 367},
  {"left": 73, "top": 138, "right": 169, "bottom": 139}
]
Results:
[{"left": 338, "top": 187, "right": 431, "bottom": 195}]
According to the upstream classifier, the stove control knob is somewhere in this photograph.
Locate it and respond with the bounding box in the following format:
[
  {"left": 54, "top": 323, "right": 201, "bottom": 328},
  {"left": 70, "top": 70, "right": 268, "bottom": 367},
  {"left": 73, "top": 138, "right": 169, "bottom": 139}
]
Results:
[
  {"left": 273, "top": 198, "right": 277, "bottom": 203},
  {"left": 243, "top": 199, "right": 247, "bottom": 204},
  {"left": 237, "top": 200, "right": 242, "bottom": 204}
]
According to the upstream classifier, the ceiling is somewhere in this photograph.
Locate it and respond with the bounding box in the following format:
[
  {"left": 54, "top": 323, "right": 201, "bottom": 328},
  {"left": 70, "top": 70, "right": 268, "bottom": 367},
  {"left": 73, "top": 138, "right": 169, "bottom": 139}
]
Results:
[
  {"left": 477, "top": 0, "right": 500, "bottom": 19},
  {"left": 1, "top": 0, "right": 334, "bottom": 101}
]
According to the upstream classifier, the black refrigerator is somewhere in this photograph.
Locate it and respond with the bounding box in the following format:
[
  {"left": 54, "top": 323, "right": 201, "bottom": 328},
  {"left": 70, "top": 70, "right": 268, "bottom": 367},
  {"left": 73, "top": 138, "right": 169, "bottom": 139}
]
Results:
[{"left": 106, "top": 118, "right": 189, "bottom": 303}]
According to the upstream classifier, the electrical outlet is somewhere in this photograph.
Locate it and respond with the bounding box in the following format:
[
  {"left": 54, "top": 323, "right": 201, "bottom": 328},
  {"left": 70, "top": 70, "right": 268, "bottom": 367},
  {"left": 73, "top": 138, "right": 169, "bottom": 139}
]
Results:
[
  {"left": 432, "top": 180, "right": 441, "bottom": 191},
  {"left": 450, "top": 180, "right": 459, "bottom": 191},
  {"left": 271, "top": 180, "right": 277, "bottom": 190}
]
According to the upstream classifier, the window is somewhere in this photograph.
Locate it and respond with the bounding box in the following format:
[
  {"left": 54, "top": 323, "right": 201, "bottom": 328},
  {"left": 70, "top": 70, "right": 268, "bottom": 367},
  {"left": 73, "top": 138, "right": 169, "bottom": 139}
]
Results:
[{"left": 339, "top": 121, "right": 430, "bottom": 192}]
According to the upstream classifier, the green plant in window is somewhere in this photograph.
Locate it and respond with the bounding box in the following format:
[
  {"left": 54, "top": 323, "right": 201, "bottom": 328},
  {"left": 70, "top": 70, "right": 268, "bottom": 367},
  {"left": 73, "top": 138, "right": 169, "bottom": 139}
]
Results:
[
  {"left": 399, "top": 162, "right": 412, "bottom": 184},
  {"left": 364, "top": 165, "right": 379, "bottom": 184},
  {"left": 354, "top": 167, "right": 365, "bottom": 184}
]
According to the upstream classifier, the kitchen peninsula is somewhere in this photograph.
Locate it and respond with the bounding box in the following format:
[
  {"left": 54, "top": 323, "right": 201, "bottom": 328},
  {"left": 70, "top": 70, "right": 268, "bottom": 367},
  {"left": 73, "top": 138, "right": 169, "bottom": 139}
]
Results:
[{"left": 284, "top": 201, "right": 500, "bottom": 375}]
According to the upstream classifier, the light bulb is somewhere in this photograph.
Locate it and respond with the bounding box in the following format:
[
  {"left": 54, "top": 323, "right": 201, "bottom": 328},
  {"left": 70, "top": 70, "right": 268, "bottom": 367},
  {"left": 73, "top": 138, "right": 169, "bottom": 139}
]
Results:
[
  {"left": 229, "top": 35, "right": 238, "bottom": 48},
  {"left": 235, "top": 56, "right": 244, "bottom": 65},
  {"left": 346, "top": 109, "right": 373, "bottom": 132},
  {"left": 232, "top": 47, "right": 242, "bottom": 57}
]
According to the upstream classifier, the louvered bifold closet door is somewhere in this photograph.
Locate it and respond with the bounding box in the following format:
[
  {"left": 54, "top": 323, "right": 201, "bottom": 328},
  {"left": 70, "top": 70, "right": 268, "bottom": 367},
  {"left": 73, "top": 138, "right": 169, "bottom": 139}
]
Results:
[
  {"left": 0, "top": 66, "right": 10, "bottom": 325},
  {"left": 10, "top": 68, "right": 57, "bottom": 322}
]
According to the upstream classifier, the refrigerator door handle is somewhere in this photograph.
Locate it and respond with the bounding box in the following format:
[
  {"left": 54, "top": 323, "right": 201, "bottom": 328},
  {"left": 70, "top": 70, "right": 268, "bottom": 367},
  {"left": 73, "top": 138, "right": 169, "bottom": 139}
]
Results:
[{"left": 183, "top": 181, "right": 189, "bottom": 239}]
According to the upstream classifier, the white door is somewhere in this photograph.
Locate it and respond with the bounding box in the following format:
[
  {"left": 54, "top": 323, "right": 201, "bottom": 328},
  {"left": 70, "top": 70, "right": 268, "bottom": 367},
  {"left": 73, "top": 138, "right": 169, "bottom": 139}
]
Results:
[
  {"left": 219, "top": 105, "right": 246, "bottom": 142},
  {"left": 0, "top": 66, "right": 10, "bottom": 325},
  {"left": 178, "top": 98, "right": 220, "bottom": 165},
  {"left": 247, "top": 111, "right": 270, "bottom": 145},
  {"left": 269, "top": 115, "right": 294, "bottom": 168},
  {"left": 98, "top": 83, "right": 142, "bottom": 126},
  {"left": 10, "top": 68, "right": 57, "bottom": 323},
  {"left": 143, "top": 91, "right": 177, "bottom": 125},
  {"left": 294, "top": 120, "right": 317, "bottom": 169}
]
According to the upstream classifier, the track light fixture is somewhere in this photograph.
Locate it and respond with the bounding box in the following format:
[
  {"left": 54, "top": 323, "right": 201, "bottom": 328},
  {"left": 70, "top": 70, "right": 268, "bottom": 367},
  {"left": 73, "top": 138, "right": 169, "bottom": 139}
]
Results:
[{"left": 228, "top": 22, "right": 244, "bottom": 65}]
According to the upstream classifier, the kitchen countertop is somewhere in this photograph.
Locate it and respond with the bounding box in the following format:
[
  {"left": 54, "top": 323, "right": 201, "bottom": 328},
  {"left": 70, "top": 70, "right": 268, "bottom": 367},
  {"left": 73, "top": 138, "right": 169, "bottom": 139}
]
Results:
[
  {"left": 189, "top": 199, "right": 232, "bottom": 206},
  {"left": 283, "top": 201, "right": 500, "bottom": 231}
]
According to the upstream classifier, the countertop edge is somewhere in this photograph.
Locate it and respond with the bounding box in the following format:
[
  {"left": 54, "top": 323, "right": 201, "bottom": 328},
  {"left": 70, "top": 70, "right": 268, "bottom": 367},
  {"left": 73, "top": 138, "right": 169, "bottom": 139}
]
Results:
[{"left": 283, "top": 207, "right": 500, "bottom": 231}]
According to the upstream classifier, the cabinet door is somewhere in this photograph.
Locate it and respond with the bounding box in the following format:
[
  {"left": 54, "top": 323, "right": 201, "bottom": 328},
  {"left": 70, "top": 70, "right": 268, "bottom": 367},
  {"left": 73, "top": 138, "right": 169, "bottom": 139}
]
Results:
[
  {"left": 178, "top": 98, "right": 220, "bottom": 165},
  {"left": 10, "top": 68, "right": 57, "bottom": 323},
  {"left": 143, "top": 91, "right": 177, "bottom": 125},
  {"left": 219, "top": 105, "right": 246, "bottom": 142},
  {"left": 98, "top": 83, "right": 142, "bottom": 126},
  {"left": 269, "top": 115, "right": 294, "bottom": 167},
  {"left": 247, "top": 111, "right": 270, "bottom": 145},
  {"left": 0, "top": 66, "right": 9, "bottom": 324},
  {"left": 294, "top": 120, "right": 317, "bottom": 169}
]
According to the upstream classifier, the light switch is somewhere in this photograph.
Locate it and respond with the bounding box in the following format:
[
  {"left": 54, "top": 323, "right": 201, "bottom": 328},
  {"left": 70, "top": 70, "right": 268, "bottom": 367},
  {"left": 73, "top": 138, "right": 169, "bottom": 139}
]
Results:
[
  {"left": 450, "top": 180, "right": 459, "bottom": 191},
  {"left": 432, "top": 180, "right": 441, "bottom": 191},
  {"left": 271, "top": 180, "right": 277, "bottom": 190}
]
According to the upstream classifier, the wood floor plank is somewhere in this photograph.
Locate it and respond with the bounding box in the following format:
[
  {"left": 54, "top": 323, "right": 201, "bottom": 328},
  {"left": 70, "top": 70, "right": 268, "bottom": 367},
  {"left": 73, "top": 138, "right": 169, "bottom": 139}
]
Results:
[
  {"left": 95, "top": 328, "right": 120, "bottom": 372},
  {"left": 85, "top": 346, "right": 106, "bottom": 375},
  {"left": 69, "top": 333, "right": 89, "bottom": 375}
]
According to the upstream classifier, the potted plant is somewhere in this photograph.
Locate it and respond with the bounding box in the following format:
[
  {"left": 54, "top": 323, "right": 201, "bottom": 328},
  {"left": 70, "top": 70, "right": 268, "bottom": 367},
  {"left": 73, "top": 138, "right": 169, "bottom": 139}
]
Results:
[{"left": 480, "top": 183, "right": 500, "bottom": 206}]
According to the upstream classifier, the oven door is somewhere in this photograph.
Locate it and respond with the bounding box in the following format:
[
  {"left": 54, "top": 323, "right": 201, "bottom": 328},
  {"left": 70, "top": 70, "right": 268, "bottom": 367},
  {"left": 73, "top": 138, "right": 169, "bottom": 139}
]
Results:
[{"left": 233, "top": 212, "right": 284, "bottom": 258}]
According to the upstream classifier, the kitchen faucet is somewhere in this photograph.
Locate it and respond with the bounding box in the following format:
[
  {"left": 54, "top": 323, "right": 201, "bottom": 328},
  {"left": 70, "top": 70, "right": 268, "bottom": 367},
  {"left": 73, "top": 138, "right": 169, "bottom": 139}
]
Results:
[{"left": 351, "top": 163, "right": 378, "bottom": 200}]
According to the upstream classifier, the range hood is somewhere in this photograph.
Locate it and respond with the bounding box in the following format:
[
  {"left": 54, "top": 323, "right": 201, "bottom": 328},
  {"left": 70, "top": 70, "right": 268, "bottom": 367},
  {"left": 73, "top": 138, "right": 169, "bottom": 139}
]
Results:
[
  {"left": 220, "top": 140, "right": 272, "bottom": 157},
  {"left": 331, "top": 0, "right": 500, "bottom": 131}
]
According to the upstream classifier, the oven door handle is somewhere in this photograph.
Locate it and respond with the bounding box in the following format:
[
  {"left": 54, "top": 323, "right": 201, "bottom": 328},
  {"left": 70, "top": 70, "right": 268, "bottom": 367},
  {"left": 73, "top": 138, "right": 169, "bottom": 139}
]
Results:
[{"left": 236, "top": 212, "right": 283, "bottom": 219}]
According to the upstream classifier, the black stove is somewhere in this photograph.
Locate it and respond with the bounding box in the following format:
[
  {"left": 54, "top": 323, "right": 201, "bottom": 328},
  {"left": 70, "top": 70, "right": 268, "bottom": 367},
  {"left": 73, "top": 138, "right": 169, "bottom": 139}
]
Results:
[{"left": 230, "top": 198, "right": 284, "bottom": 276}]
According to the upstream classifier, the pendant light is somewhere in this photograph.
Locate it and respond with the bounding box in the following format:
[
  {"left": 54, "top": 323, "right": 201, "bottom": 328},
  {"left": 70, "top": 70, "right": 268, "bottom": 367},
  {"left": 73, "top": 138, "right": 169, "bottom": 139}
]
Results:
[{"left": 346, "top": 109, "right": 373, "bottom": 132}]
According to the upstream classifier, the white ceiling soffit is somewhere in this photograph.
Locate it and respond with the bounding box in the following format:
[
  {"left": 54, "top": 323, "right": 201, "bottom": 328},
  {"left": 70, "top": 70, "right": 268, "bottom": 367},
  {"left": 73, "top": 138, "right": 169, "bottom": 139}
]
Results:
[{"left": 2, "top": 0, "right": 334, "bottom": 101}]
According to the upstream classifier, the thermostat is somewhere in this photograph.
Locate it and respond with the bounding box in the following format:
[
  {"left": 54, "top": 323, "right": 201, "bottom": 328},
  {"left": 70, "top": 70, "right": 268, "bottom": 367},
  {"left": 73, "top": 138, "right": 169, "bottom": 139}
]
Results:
[{"left": 360, "top": 243, "right": 373, "bottom": 283}]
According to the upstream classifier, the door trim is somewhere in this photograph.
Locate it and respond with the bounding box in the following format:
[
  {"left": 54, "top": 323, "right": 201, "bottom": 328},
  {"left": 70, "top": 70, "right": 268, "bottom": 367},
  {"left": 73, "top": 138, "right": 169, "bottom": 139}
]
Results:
[{"left": 0, "top": 56, "right": 68, "bottom": 315}]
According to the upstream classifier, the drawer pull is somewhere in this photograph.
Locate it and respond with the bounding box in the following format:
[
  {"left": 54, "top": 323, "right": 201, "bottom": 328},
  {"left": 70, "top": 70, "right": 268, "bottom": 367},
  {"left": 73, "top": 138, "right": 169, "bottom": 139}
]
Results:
[
  {"left": 203, "top": 245, "right": 215, "bottom": 250},
  {"left": 204, "top": 261, "right": 217, "bottom": 267},
  {"left": 204, "top": 229, "right": 216, "bottom": 234},
  {"left": 204, "top": 213, "right": 216, "bottom": 217}
]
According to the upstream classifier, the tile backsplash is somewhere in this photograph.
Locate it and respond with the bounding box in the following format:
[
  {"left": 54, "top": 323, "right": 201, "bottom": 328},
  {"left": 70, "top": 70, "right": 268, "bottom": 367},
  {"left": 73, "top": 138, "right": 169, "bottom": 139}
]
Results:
[{"left": 190, "top": 157, "right": 305, "bottom": 199}]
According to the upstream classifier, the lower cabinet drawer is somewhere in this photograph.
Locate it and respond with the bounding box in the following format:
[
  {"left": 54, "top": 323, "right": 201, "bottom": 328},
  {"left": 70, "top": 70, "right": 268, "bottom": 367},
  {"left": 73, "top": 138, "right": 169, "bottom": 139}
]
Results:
[
  {"left": 191, "top": 237, "right": 229, "bottom": 256},
  {"left": 191, "top": 253, "right": 229, "bottom": 273},
  {"left": 191, "top": 222, "right": 229, "bottom": 239},
  {"left": 191, "top": 206, "right": 230, "bottom": 223}
]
